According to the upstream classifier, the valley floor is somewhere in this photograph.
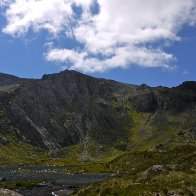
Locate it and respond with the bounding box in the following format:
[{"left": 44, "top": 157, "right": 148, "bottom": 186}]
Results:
[{"left": 0, "top": 144, "right": 195, "bottom": 196}]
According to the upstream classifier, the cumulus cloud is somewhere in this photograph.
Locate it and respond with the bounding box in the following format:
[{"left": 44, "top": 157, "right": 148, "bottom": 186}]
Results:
[
  {"left": 46, "top": 46, "right": 175, "bottom": 73},
  {"left": 3, "top": 0, "right": 72, "bottom": 35},
  {"left": 0, "top": 0, "right": 12, "bottom": 7},
  {"left": 1, "top": 0, "right": 196, "bottom": 72}
]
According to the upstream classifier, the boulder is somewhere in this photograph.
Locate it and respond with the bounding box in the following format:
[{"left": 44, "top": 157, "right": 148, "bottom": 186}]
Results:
[
  {"left": 0, "top": 177, "right": 7, "bottom": 181},
  {"left": 0, "top": 137, "right": 9, "bottom": 145},
  {"left": 144, "top": 165, "right": 171, "bottom": 178},
  {"left": 0, "top": 189, "right": 23, "bottom": 196}
]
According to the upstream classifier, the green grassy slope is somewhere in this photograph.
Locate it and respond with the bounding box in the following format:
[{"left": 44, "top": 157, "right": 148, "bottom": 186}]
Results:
[{"left": 72, "top": 144, "right": 196, "bottom": 196}]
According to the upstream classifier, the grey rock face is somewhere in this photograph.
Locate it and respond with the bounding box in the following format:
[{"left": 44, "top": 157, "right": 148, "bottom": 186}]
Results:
[
  {"left": 0, "top": 189, "right": 23, "bottom": 196},
  {"left": 130, "top": 84, "right": 157, "bottom": 112},
  {"left": 0, "top": 73, "right": 25, "bottom": 87},
  {"left": 0, "top": 70, "right": 195, "bottom": 149}
]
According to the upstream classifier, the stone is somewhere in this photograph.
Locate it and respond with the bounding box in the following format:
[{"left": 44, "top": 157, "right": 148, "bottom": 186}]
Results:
[
  {"left": 144, "top": 165, "right": 171, "bottom": 178},
  {"left": 0, "top": 177, "right": 7, "bottom": 181},
  {"left": 0, "top": 137, "right": 9, "bottom": 145},
  {"left": 0, "top": 189, "right": 23, "bottom": 196},
  {"left": 0, "top": 70, "right": 196, "bottom": 150}
]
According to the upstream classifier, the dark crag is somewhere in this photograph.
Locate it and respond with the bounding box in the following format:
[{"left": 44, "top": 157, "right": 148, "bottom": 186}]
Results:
[{"left": 0, "top": 70, "right": 195, "bottom": 151}]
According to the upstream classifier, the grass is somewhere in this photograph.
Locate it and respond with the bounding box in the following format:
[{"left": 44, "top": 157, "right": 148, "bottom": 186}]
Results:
[
  {"left": 73, "top": 172, "right": 196, "bottom": 196},
  {"left": 0, "top": 139, "right": 124, "bottom": 166},
  {"left": 0, "top": 180, "right": 42, "bottom": 189},
  {"left": 0, "top": 100, "right": 195, "bottom": 194},
  {"left": 0, "top": 141, "right": 49, "bottom": 166},
  {"left": 72, "top": 144, "right": 196, "bottom": 196},
  {"left": 0, "top": 141, "right": 195, "bottom": 194}
]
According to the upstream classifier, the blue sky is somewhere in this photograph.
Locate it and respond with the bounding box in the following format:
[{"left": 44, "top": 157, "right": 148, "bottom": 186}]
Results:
[{"left": 0, "top": 0, "right": 196, "bottom": 87}]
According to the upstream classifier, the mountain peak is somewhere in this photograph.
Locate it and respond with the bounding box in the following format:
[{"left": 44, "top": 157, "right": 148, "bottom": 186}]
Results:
[{"left": 0, "top": 70, "right": 195, "bottom": 149}]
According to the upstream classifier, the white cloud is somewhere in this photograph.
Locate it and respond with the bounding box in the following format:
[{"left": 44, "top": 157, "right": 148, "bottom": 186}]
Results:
[
  {"left": 1, "top": 0, "right": 196, "bottom": 72},
  {"left": 2, "top": 0, "right": 93, "bottom": 35},
  {"left": 72, "top": 0, "right": 196, "bottom": 54},
  {"left": 0, "top": 0, "right": 12, "bottom": 7},
  {"left": 46, "top": 48, "right": 87, "bottom": 64},
  {"left": 2, "top": 0, "right": 72, "bottom": 35},
  {"left": 46, "top": 46, "right": 175, "bottom": 73}
]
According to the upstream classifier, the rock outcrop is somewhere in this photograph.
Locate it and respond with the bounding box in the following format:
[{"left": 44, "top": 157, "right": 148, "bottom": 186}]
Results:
[
  {"left": 0, "top": 189, "right": 23, "bottom": 196},
  {"left": 0, "top": 70, "right": 195, "bottom": 150}
]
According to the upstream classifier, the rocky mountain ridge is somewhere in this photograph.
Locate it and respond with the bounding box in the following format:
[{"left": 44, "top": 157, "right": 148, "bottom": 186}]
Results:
[{"left": 0, "top": 70, "right": 195, "bottom": 150}]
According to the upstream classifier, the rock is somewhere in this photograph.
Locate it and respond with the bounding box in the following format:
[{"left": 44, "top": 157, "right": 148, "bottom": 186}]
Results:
[
  {"left": 167, "top": 190, "right": 185, "bottom": 196},
  {"left": 114, "top": 143, "right": 128, "bottom": 151},
  {"left": 130, "top": 84, "right": 157, "bottom": 112},
  {"left": 52, "top": 189, "right": 75, "bottom": 196},
  {"left": 153, "top": 193, "right": 161, "bottom": 196},
  {"left": 0, "top": 177, "right": 7, "bottom": 181},
  {"left": 0, "top": 70, "right": 196, "bottom": 150},
  {"left": 155, "top": 144, "right": 166, "bottom": 151},
  {"left": 144, "top": 165, "right": 171, "bottom": 178},
  {"left": 0, "top": 73, "right": 26, "bottom": 87},
  {"left": 0, "top": 189, "right": 23, "bottom": 196},
  {"left": 0, "top": 137, "right": 9, "bottom": 145}
]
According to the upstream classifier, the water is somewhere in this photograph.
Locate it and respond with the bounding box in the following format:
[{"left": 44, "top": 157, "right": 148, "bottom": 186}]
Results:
[{"left": 0, "top": 166, "right": 112, "bottom": 196}]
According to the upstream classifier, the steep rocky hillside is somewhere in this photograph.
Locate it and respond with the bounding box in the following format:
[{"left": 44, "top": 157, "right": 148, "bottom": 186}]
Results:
[
  {"left": 0, "top": 70, "right": 195, "bottom": 155},
  {"left": 0, "top": 73, "right": 27, "bottom": 99},
  {"left": 0, "top": 73, "right": 26, "bottom": 87}
]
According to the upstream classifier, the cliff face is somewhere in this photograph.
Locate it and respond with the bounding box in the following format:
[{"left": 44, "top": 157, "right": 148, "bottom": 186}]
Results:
[{"left": 0, "top": 70, "right": 195, "bottom": 150}]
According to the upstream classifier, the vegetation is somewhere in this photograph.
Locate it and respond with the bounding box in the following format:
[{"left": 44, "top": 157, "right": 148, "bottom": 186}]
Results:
[
  {"left": 72, "top": 144, "right": 196, "bottom": 196},
  {"left": 74, "top": 172, "right": 195, "bottom": 196},
  {"left": 0, "top": 180, "right": 42, "bottom": 189},
  {"left": 0, "top": 72, "right": 195, "bottom": 194}
]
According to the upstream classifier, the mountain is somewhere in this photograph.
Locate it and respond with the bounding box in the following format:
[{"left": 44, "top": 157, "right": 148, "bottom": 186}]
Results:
[
  {"left": 0, "top": 70, "right": 195, "bottom": 155},
  {"left": 0, "top": 73, "right": 27, "bottom": 94},
  {"left": 0, "top": 73, "right": 26, "bottom": 87},
  {"left": 0, "top": 70, "right": 195, "bottom": 196}
]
